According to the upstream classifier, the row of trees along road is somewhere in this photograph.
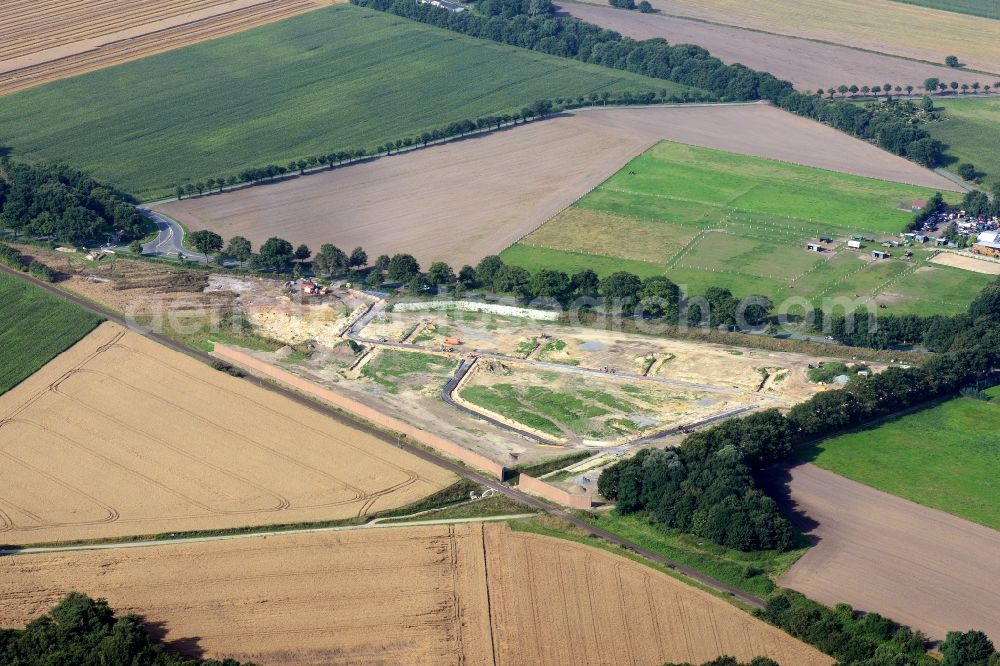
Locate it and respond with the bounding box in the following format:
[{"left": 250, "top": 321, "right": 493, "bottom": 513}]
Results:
[
  {"left": 171, "top": 87, "right": 714, "bottom": 202},
  {"left": 353, "top": 0, "right": 956, "bottom": 168}
]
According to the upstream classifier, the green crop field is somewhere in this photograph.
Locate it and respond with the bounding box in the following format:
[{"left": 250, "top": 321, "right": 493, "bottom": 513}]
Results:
[
  {"left": 888, "top": 0, "right": 1000, "bottom": 20},
  {"left": 503, "top": 141, "right": 980, "bottom": 314},
  {"left": 0, "top": 271, "right": 103, "bottom": 395},
  {"left": 927, "top": 97, "right": 1000, "bottom": 190},
  {"left": 803, "top": 386, "right": 1000, "bottom": 530},
  {"left": 0, "top": 4, "right": 686, "bottom": 201}
]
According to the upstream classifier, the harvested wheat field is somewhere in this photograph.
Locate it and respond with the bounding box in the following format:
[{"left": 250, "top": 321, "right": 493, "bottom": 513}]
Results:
[
  {"left": 570, "top": 0, "right": 1000, "bottom": 75},
  {"left": 0, "top": 322, "right": 454, "bottom": 545},
  {"left": 558, "top": 2, "right": 985, "bottom": 90},
  {"left": 0, "top": 0, "right": 334, "bottom": 95},
  {"left": 0, "top": 522, "right": 832, "bottom": 665},
  {"left": 764, "top": 463, "right": 1000, "bottom": 643},
  {"left": 157, "top": 103, "right": 957, "bottom": 268},
  {"left": 930, "top": 252, "right": 1000, "bottom": 275}
]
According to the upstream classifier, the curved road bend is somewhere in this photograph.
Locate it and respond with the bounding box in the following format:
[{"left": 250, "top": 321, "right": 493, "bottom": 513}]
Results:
[
  {"left": 138, "top": 208, "right": 206, "bottom": 261},
  {"left": 0, "top": 264, "right": 765, "bottom": 610}
]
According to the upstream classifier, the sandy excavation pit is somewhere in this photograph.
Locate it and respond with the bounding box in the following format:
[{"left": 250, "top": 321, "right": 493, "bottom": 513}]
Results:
[
  {"left": 359, "top": 308, "right": 828, "bottom": 401},
  {"left": 453, "top": 359, "right": 754, "bottom": 444},
  {"left": 0, "top": 522, "right": 832, "bottom": 665},
  {"left": 0, "top": 322, "right": 454, "bottom": 545}
]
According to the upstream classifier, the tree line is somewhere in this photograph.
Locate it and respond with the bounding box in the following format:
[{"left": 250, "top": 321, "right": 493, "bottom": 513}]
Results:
[
  {"left": 759, "top": 590, "right": 999, "bottom": 665},
  {"left": 351, "top": 0, "right": 953, "bottom": 168},
  {"left": 0, "top": 243, "right": 58, "bottom": 282},
  {"left": 816, "top": 78, "right": 999, "bottom": 99},
  {"left": 174, "top": 236, "right": 777, "bottom": 327},
  {"left": 0, "top": 593, "right": 250, "bottom": 666},
  {"left": 172, "top": 91, "right": 712, "bottom": 201},
  {"left": 0, "top": 160, "right": 152, "bottom": 245},
  {"left": 599, "top": 275, "right": 1000, "bottom": 552}
]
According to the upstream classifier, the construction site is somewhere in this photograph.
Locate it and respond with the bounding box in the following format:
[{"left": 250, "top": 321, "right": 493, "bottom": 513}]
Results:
[{"left": 196, "top": 276, "right": 867, "bottom": 502}]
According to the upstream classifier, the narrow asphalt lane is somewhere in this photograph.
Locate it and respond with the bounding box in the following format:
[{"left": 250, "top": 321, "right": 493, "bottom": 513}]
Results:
[
  {"left": 0, "top": 264, "right": 766, "bottom": 610},
  {"left": 138, "top": 208, "right": 205, "bottom": 261}
]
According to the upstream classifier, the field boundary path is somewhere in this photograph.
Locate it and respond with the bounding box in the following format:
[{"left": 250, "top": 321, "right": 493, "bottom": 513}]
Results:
[
  {"left": 0, "top": 263, "right": 767, "bottom": 610},
  {"left": 0, "top": 513, "right": 535, "bottom": 556}
]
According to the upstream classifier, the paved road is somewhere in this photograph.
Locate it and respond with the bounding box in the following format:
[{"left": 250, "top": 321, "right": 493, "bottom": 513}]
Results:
[
  {"left": 138, "top": 208, "right": 205, "bottom": 261},
  {"left": 0, "top": 264, "right": 766, "bottom": 610}
]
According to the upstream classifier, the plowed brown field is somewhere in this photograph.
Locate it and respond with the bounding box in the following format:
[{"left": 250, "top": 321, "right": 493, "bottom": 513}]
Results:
[
  {"left": 157, "top": 103, "right": 958, "bottom": 268},
  {"left": 0, "top": 322, "right": 454, "bottom": 545},
  {"left": 569, "top": 0, "right": 1000, "bottom": 76},
  {"left": 766, "top": 463, "right": 1000, "bottom": 643},
  {"left": 0, "top": 0, "right": 334, "bottom": 95},
  {"left": 558, "top": 2, "right": 988, "bottom": 90},
  {"left": 0, "top": 523, "right": 832, "bottom": 665}
]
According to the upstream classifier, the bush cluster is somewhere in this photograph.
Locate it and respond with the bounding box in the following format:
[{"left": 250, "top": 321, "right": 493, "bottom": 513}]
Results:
[
  {"left": 0, "top": 593, "right": 250, "bottom": 666},
  {"left": 0, "top": 243, "right": 57, "bottom": 281},
  {"left": 0, "top": 160, "right": 151, "bottom": 244}
]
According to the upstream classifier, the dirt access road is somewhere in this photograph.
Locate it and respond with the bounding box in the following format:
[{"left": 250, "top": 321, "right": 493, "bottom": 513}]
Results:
[
  {"left": 557, "top": 2, "right": 987, "bottom": 91},
  {"left": 0, "top": 522, "right": 832, "bottom": 665},
  {"left": 763, "top": 462, "right": 1000, "bottom": 643},
  {"left": 157, "top": 103, "right": 958, "bottom": 269}
]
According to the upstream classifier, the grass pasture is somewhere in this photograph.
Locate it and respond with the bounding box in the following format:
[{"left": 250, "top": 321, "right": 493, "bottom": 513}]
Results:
[
  {"left": 0, "top": 4, "right": 682, "bottom": 200},
  {"left": 927, "top": 97, "right": 1000, "bottom": 190},
  {"left": 0, "top": 271, "right": 102, "bottom": 395},
  {"left": 802, "top": 386, "right": 1000, "bottom": 530},
  {"left": 505, "top": 141, "right": 978, "bottom": 314}
]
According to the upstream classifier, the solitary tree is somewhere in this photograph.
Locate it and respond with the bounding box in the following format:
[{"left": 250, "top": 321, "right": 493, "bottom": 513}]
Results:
[
  {"left": 457, "top": 265, "right": 477, "bottom": 288},
  {"left": 387, "top": 254, "right": 420, "bottom": 282},
  {"left": 129, "top": 240, "right": 143, "bottom": 255},
  {"left": 956, "top": 163, "right": 977, "bottom": 181},
  {"left": 224, "top": 236, "right": 252, "bottom": 267},
  {"left": 529, "top": 269, "right": 571, "bottom": 302},
  {"left": 188, "top": 230, "right": 223, "bottom": 264},
  {"left": 906, "top": 84, "right": 914, "bottom": 95},
  {"left": 374, "top": 254, "right": 391, "bottom": 271},
  {"left": 951, "top": 81, "right": 959, "bottom": 91},
  {"left": 961, "top": 83, "right": 970, "bottom": 94},
  {"left": 945, "top": 55, "right": 960, "bottom": 67},
  {"left": 571, "top": 269, "right": 600, "bottom": 297},
  {"left": 256, "top": 237, "right": 295, "bottom": 272},
  {"left": 195, "top": 182, "right": 205, "bottom": 195},
  {"left": 314, "top": 244, "right": 347, "bottom": 276},
  {"left": 837, "top": 85, "right": 849, "bottom": 97},
  {"left": 348, "top": 247, "right": 368, "bottom": 267},
  {"left": 175, "top": 186, "right": 184, "bottom": 199},
  {"left": 826, "top": 87, "right": 836, "bottom": 98},
  {"left": 472, "top": 256, "right": 503, "bottom": 289},
  {"left": 426, "top": 261, "right": 455, "bottom": 287},
  {"left": 206, "top": 178, "right": 216, "bottom": 192},
  {"left": 294, "top": 244, "right": 311, "bottom": 262},
  {"left": 848, "top": 85, "right": 859, "bottom": 95}
]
